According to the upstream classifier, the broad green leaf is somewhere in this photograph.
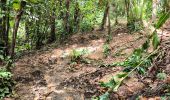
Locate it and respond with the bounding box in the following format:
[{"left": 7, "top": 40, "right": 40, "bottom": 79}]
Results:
[
  {"left": 152, "top": 31, "right": 160, "bottom": 49},
  {"left": 100, "top": 80, "right": 115, "bottom": 88},
  {"left": 155, "top": 12, "right": 170, "bottom": 29}
]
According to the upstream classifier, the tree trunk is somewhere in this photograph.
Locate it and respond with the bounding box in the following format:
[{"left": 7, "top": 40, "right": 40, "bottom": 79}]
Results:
[
  {"left": 74, "top": 2, "right": 80, "bottom": 32},
  {"left": 25, "top": 20, "right": 30, "bottom": 42},
  {"left": 0, "top": 0, "right": 10, "bottom": 56},
  {"left": 100, "top": 1, "right": 109, "bottom": 31},
  {"left": 4, "top": 10, "right": 10, "bottom": 56},
  {"left": 11, "top": 1, "right": 26, "bottom": 58},
  {"left": 64, "top": 0, "right": 70, "bottom": 34},
  {"left": 0, "top": 18, "right": 4, "bottom": 57},
  {"left": 107, "top": 4, "right": 111, "bottom": 43},
  {"left": 115, "top": 11, "right": 118, "bottom": 25},
  {"left": 35, "top": 21, "right": 41, "bottom": 49},
  {"left": 48, "top": 8, "right": 56, "bottom": 43},
  {"left": 125, "top": 0, "right": 130, "bottom": 25}
]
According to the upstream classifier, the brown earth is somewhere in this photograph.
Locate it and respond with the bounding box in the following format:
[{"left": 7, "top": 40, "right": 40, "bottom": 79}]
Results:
[{"left": 5, "top": 20, "right": 170, "bottom": 100}]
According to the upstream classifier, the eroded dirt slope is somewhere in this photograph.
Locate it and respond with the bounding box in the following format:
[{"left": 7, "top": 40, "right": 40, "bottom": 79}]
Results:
[{"left": 10, "top": 29, "right": 146, "bottom": 100}]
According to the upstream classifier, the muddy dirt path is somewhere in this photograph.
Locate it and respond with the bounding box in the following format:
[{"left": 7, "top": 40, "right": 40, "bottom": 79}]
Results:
[{"left": 11, "top": 30, "right": 146, "bottom": 100}]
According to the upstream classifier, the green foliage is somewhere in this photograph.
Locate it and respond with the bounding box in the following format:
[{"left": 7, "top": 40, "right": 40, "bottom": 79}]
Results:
[
  {"left": 155, "top": 12, "right": 170, "bottom": 29},
  {"left": 113, "top": 48, "right": 152, "bottom": 74},
  {"left": 92, "top": 92, "right": 109, "bottom": 100},
  {"left": 70, "top": 49, "right": 88, "bottom": 62},
  {"left": 103, "top": 44, "right": 111, "bottom": 58},
  {"left": 127, "top": 21, "right": 143, "bottom": 32},
  {"left": 96, "top": 48, "right": 157, "bottom": 100},
  {"left": 161, "top": 96, "right": 167, "bottom": 100},
  {"left": 78, "top": 0, "right": 102, "bottom": 32},
  {"left": 152, "top": 11, "right": 170, "bottom": 50},
  {"left": 0, "top": 69, "right": 13, "bottom": 99},
  {"left": 100, "top": 72, "right": 127, "bottom": 91},
  {"left": 0, "top": 50, "right": 12, "bottom": 66},
  {"left": 12, "top": 1, "right": 20, "bottom": 10},
  {"left": 126, "top": 0, "right": 148, "bottom": 32},
  {"left": 95, "top": 33, "right": 160, "bottom": 99},
  {"left": 99, "top": 92, "right": 109, "bottom": 100},
  {"left": 156, "top": 73, "right": 167, "bottom": 80},
  {"left": 94, "top": 12, "right": 170, "bottom": 97},
  {"left": 152, "top": 31, "right": 160, "bottom": 49}
]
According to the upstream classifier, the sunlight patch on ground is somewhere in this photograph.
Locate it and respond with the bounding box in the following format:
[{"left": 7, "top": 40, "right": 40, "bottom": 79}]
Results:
[{"left": 51, "top": 39, "right": 105, "bottom": 59}]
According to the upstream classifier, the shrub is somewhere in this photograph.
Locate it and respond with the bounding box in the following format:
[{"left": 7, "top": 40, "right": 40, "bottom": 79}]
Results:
[
  {"left": 0, "top": 69, "right": 13, "bottom": 99},
  {"left": 70, "top": 49, "right": 88, "bottom": 62}
]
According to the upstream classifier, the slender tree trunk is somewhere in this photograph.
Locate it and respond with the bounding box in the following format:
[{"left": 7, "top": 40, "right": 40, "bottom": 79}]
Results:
[
  {"left": 49, "top": 8, "right": 56, "bottom": 43},
  {"left": 0, "top": 0, "right": 6, "bottom": 55},
  {"left": 11, "top": 11, "right": 23, "bottom": 58},
  {"left": 64, "top": 0, "right": 70, "bottom": 34},
  {"left": 0, "top": 0, "right": 9, "bottom": 56},
  {"left": 108, "top": 13, "right": 111, "bottom": 35},
  {"left": 106, "top": 4, "right": 111, "bottom": 43},
  {"left": 2, "top": 3, "right": 6, "bottom": 46},
  {"left": 35, "top": 20, "right": 41, "bottom": 49},
  {"left": 0, "top": 18, "right": 3, "bottom": 51},
  {"left": 115, "top": 16, "right": 118, "bottom": 25},
  {"left": 74, "top": 2, "right": 80, "bottom": 32},
  {"left": 25, "top": 20, "right": 30, "bottom": 42},
  {"left": 108, "top": 9, "right": 111, "bottom": 36},
  {"left": 11, "top": 1, "right": 26, "bottom": 58},
  {"left": 4, "top": 10, "right": 10, "bottom": 56},
  {"left": 125, "top": 0, "right": 130, "bottom": 25},
  {"left": 100, "top": 1, "right": 109, "bottom": 31}
]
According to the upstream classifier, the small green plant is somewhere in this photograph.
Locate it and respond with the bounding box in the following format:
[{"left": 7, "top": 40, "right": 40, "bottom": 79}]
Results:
[
  {"left": 103, "top": 44, "right": 111, "bottom": 58},
  {"left": 0, "top": 69, "right": 13, "bottom": 99},
  {"left": 156, "top": 73, "right": 167, "bottom": 80},
  {"left": 127, "top": 21, "right": 143, "bottom": 32},
  {"left": 113, "top": 48, "right": 152, "bottom": 74},
  {"left": 70, "top": 49, "right": 88, "bottom": 62},
  {"left": 106, "top": 34, "right": 112, "bottom": 43}
]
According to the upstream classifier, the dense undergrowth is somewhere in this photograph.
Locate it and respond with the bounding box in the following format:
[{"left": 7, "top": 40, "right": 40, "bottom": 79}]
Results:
[{"left": 0, "top": 69, "right": 13, "bottom": 99}]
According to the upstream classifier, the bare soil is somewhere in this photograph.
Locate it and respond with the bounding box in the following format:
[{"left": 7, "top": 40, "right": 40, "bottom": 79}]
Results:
[{"left": 6, "top": 21, "right": 170, "bottom": 100}]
